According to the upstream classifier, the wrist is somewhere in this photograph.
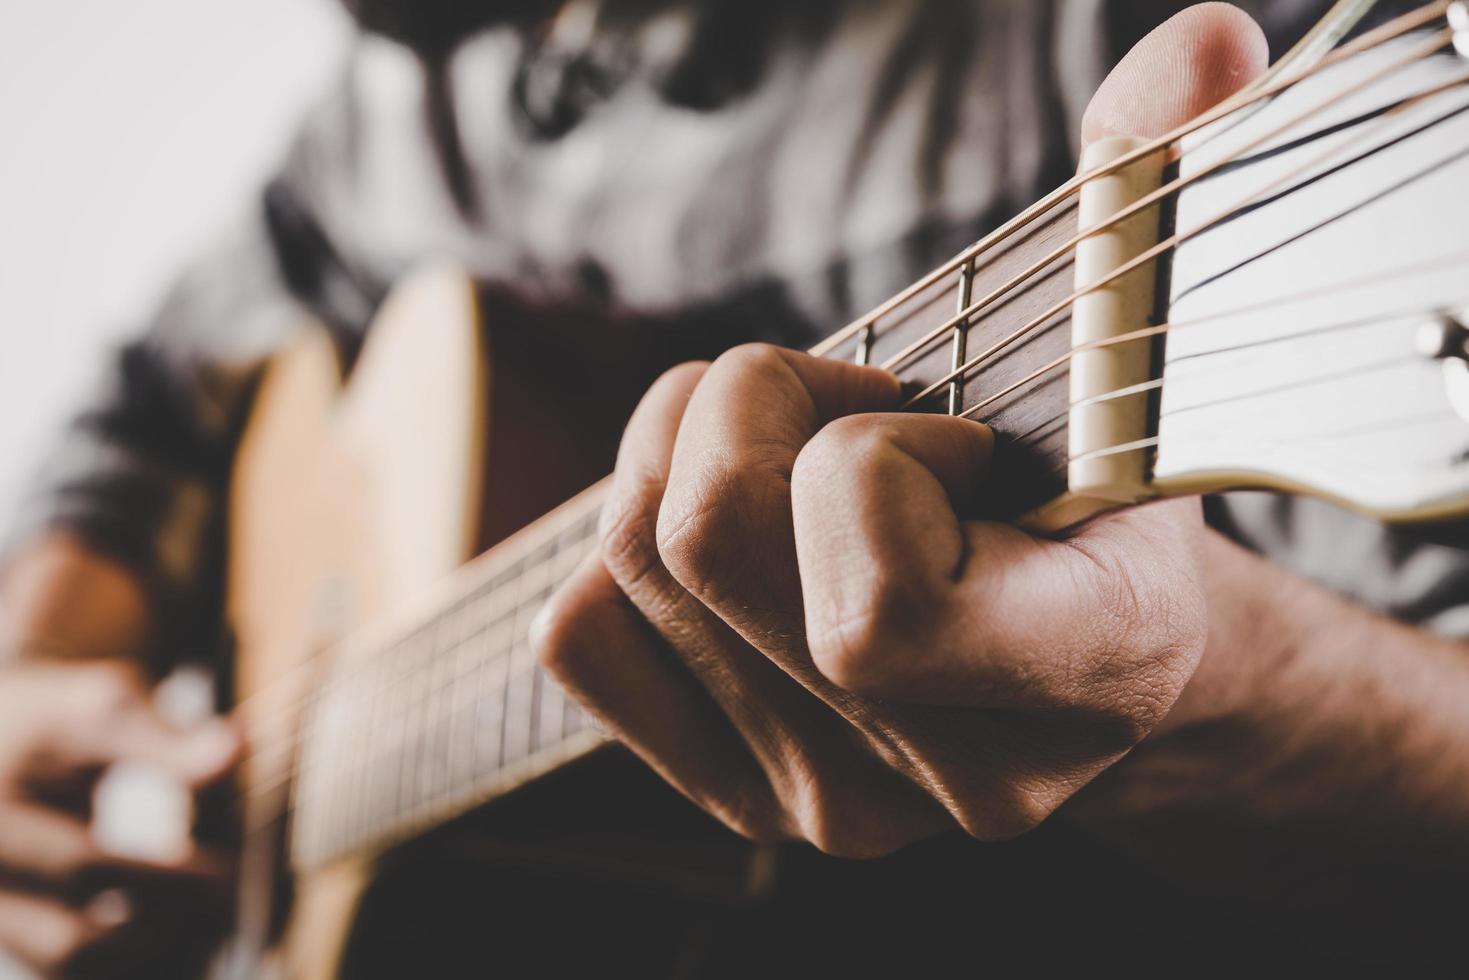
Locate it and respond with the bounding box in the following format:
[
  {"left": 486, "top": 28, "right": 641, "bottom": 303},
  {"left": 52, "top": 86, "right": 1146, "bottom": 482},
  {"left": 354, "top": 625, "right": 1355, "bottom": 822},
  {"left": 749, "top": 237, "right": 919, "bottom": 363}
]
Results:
[{"left": 1151, "top": 529, "right": 1316, "bottom": 737}]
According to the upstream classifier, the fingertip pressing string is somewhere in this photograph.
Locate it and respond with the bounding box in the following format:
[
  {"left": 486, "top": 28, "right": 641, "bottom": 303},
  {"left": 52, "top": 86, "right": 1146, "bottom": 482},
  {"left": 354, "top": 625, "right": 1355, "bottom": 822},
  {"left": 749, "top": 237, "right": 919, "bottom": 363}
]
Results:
[{"left": 231, "top": 3, "right": 1464, "bottom": 826}]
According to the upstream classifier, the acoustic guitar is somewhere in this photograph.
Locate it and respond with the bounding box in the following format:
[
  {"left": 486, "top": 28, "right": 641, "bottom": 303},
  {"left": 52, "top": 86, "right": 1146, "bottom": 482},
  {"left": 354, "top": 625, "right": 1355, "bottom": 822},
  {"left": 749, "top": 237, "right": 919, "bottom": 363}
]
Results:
[{"left": 216, "top": 2, "right": 1469, "bottom": 974}]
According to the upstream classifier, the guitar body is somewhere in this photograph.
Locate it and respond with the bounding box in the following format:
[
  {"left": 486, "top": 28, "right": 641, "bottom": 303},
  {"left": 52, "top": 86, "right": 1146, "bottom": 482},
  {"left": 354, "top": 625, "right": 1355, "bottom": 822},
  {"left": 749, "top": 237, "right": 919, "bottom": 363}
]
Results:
[{"left": 225, "top": 268, "right": 487, "bottom": 978}]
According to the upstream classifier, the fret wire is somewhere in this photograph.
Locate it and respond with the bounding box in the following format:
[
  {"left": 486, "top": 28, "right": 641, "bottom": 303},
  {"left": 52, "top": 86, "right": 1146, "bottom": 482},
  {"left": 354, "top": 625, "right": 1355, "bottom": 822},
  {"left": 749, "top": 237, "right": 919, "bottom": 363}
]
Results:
[
  {"left": 810, "top": 0, "right": 1450, "bottom": 360},
  {"left": 270, "top": 0, "right": 1463, "bottom": 863},
  {"left": 427, "top": 609, "right": 459, "bottom": 810},
  {"left": 967, "top": 298, "right": 1469, "bottom": 445},
  {"left": 473, "top": 644, "right": 508, "bottom": 794},
  {"left": 312, "top": 264, "right": 1469, "bottom": 840},
  {"left": 265, "top": 497, "right": 605, "bottom": 840},
  {"left": 448, "top": 614, "right": 488, "bottom": 803},
  {"left": 907, "top": 54, "right": 1468, "bottom": 411},
  {"left": 948, "top": 258, "right": 974, "bottom": 416},
  {"left": 418, "top": 618, "right": 444, "bottom": 817},
  {"left": 854, "top": 323, "right": 874, "bottom": 366},
  {"left": 879, "top": 201, "right": 1077, "bottom": 374},
  {"left": 343, "top": 664, "right": 367, "bottom": 847},
  {"left": 281, "top": 120, "right": 1468, "bottom": 851},
  {"left": 352, "top": 541, "right": 583, "bottom": 771},
  {"left": 250, "top": 2, "right": 1456, "bottom": 763},
  {"left": 884, "top": 28, "right": 1456, "bottom": 383}
]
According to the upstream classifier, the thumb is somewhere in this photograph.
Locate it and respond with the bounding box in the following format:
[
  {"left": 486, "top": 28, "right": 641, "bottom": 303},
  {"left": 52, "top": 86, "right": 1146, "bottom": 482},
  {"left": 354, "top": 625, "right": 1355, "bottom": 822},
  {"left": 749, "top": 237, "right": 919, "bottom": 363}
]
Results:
[{"left": 1082, "top": 3, "right": 1268, "bottom": 146}]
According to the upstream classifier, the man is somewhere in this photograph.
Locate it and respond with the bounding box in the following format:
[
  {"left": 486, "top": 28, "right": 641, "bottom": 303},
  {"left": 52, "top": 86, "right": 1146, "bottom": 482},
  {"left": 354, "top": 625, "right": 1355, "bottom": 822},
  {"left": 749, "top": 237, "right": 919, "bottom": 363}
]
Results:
[{"left": 2, "top": 0, "right": 1466, "bottom": 976}]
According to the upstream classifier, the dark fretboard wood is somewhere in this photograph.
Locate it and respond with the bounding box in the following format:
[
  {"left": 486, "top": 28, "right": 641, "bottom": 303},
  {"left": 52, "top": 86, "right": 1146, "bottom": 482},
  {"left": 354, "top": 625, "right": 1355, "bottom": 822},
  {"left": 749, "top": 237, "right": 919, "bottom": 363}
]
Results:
[{"left": 292, "top": 490, "right": 606, "bottom": 868}]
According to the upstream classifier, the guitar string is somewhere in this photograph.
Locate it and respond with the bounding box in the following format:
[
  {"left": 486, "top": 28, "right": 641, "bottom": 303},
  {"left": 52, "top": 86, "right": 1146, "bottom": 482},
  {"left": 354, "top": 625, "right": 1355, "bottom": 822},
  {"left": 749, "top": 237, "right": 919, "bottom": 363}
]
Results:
[
  {"left": 997, "top": 277, "right": 1469, "bottom": 447},
  {"left": 231, "top": 7, "right": 1469, "bottom": 826},
  {"left": 229, "top": 4, "right": 1454, "bottom": 750},
  {"left": 321, "top": 88, "right": 1469, "bottom": 812},
  {"left": 900, "top": 40, "right": 1467, "bottom": 409},
  {"left": 244, "top": 113, "right": 1469, "bottom": 840},
  {"left": 954, "top": 80, "right": 1469, "bottom": 430},
  {"left": 810, "top": 0, "right": 1453, "bottom": 359},
  {"left": 951, "top": 99, "right": 1469, "bottom": 443},
  {"left": 239, "top": 269, "right": 1469, "bottom": 816},
  {"left": 878, "top": 29, "right": 1459, "bottom": 377},
  {"left": 239, "top": 39, "right": 1469, "bottom": 820},
  {"left": 992, "top": 276, "right": 1469, "bottom": 449},
  {"left": 245, "top": 557, "right": 593, "bottom": 812},
  {"left": 966, "top": 301, "right": 1468, "bottom": 441}
]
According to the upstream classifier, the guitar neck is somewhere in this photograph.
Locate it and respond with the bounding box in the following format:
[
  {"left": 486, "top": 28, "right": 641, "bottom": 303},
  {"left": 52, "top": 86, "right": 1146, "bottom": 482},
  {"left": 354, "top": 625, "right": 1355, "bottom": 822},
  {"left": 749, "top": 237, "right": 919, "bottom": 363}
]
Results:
[
  {"left": 289, "top": 2, "right": 1469, "bottom": 870},
  {"left": 290, "top": 157, "right": 1091, "bottom": 872},
  {"left": 291, "top": 486, "right": 607, "bottom": 868}
]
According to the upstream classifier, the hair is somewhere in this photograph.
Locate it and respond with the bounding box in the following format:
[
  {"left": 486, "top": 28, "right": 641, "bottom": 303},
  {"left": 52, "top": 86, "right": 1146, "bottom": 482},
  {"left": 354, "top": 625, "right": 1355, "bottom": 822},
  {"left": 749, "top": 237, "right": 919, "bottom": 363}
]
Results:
[{"left": 337, "top": 0, "right": 558, "bottom": 55}]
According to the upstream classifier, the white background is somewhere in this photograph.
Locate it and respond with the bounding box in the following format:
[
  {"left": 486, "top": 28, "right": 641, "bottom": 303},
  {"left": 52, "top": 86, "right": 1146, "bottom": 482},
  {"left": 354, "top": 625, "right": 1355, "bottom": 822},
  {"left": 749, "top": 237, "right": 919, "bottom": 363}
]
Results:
[
  {"left": 0, "top": 2, "right": 348, "bottom": 974},
  {"left": 0, "top": 0, "right": 349, "bottom": 526}
]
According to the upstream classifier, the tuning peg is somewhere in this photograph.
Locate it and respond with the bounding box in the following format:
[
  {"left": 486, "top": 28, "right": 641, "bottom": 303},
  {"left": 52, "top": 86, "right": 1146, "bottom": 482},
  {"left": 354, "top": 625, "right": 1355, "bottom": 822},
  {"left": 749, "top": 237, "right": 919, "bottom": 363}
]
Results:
[{"left": 1415, "top": 313, "right": 1469, "bottom": 361}]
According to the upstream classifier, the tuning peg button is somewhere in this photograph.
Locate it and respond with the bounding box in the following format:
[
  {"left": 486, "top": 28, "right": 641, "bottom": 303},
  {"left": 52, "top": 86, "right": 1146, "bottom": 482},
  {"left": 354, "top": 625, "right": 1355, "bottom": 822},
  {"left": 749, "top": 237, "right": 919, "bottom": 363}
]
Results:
[
  {"left": 1452, "top": 2, "right": 1469, "bottom": 59},
  {"left": 1415, "top": 314, "right": 1469, "bottom": 361}
]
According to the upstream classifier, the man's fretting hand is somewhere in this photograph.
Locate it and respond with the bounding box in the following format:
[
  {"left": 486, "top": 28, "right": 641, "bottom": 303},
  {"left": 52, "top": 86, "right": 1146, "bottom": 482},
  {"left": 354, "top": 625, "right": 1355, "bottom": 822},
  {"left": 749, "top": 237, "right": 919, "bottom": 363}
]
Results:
[{"left": 533, "top": 5, "right": 1268, "bottom": 856}]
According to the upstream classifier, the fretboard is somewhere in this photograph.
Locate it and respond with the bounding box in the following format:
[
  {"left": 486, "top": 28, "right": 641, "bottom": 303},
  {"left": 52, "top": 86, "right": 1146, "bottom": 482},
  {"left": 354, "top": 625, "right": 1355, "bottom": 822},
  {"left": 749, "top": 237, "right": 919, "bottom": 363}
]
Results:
[
  {"left": 289, "top": 190, "right": 1084, "bottom": 869},
  {"left": 289, "top": 2, "right": 1469, "bottom": 869},
  {"left": 291, "top": 487, "right": 606, "bottom": 867}
]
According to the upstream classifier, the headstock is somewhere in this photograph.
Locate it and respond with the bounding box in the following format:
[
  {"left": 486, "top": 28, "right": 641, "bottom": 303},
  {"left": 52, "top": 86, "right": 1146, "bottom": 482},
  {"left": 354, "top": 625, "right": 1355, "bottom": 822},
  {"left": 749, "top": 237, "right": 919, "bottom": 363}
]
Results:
[{"left": 1152, "top": 11, "right": 1469, "bottom": 521}]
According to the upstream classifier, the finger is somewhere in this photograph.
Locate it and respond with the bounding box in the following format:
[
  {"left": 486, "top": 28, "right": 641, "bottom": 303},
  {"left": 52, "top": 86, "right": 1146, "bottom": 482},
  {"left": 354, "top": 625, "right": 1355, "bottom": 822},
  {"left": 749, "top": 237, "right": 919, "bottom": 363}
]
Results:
[
  {"left": 0, "top": 888, "right": 106, "bottom": 978},
  {"left": 0, "top": 800, "right": 231, "bottom": 897},
  {"left": 0, "top": 885, "right": 219, "bottom": 980},
  {"left": 789, "top": 411, "right": 1087, "bottom": 706},
  {"left": 0, "top": 800, "right": 101, "bottom": 891},
  {"left": 601, "top": 361, "right": 943, "bottom": 855},
  {"left": 795, "top": 411, "right": 1202, "bottom": 710},
  {"left": 533, "top": 554, "right": 787, "bottom": 841},
  {"left": 792, "top": 413, "right": 997, "bottom": 698},
  {"left": 13, "top": 661, "right": 240, "bottom": 789},
  {"left": 1082, "top": 2, "right": 1268, "bottom": 145},
  {"left": 656, "top": 344, "right": 900, "bottom": 655}
]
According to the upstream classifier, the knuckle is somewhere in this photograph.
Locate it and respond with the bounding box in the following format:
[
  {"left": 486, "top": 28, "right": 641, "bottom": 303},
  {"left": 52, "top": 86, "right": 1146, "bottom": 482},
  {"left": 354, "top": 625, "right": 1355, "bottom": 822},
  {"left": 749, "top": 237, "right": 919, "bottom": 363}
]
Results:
[
  {"left": 599, "top": 359, "right": 717, "bottom": 591},
  {"left": 598, "top": 482, "right": 666, "bottom": 593},
  {"left": 790, "top": 776, "right": 907, "bottom": 860},
  {"left": 706, "top": 792, "right": 787, "bottom": 846},
  {"left": 820, "top": 414, "right": 891, "bottom": 459},
  {"left": 655, "top": 464, "right": 775, "bottom": 599},
  {"left": 792, "top": 417, "right": 882, "bottom": 491},
  {"left": 711, "top": 342, "right": 787, "bottom": 380},
  {"left": 654, "top": 477, "right": 725, "bottom": 591},
  {"left": 808, "top": 582, "right": 933, "bottom": 696},
  {"left": 652, "top": 360, "right": 711, "bottom": 396},
  {"left": 956, "top": 784, "right": 1059, "bottom": 843}
]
